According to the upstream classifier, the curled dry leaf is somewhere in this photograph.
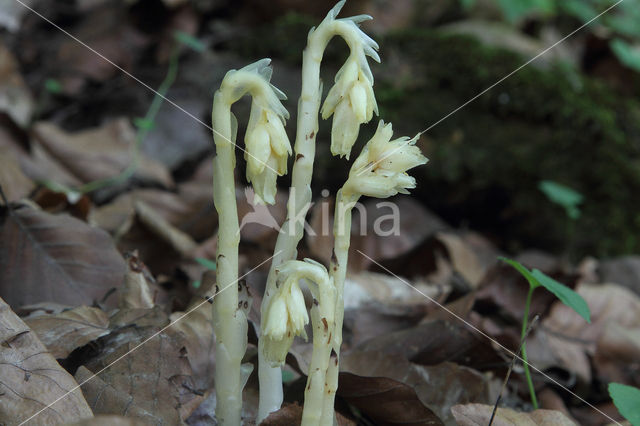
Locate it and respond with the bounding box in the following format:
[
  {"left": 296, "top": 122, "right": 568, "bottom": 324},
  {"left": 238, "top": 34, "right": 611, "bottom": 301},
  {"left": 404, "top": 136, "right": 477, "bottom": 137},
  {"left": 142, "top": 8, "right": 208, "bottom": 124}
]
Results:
[
  {"left": 32, "top": 119, "right": 173, "bottom": 188},
  {"left": 0, "top": 204, "right": 126, "bottom": 308},
  {"left": 0, "top": 297, "right": 93, "bottom": 424},
  {"left": 118, "top": 252, "right": 157, "bottom": 310},
  {"left": 451, "top": 403, "right": 577, "bottom": 426},
  {"left": 24, "top": 305, "right": 110, "bottom": 359}
]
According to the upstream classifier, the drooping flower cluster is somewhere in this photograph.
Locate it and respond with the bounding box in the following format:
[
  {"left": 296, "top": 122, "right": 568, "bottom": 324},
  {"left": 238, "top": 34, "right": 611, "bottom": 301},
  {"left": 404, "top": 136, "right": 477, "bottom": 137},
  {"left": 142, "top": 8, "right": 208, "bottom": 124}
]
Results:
[
  {"left": 218, "top": 59, "right": 292, "bottom": 204},
  {"left": 319, "top": 4, "right": 380, "bottom": 159},
  {"left": 244, "top": 102, "right": 291, "bottom": 205},
  {"left": 345, "top": 120, "right": 428, "bottom": 198},
  {"left": 262, "top": 265, "right": 309, "bottom": 366}
]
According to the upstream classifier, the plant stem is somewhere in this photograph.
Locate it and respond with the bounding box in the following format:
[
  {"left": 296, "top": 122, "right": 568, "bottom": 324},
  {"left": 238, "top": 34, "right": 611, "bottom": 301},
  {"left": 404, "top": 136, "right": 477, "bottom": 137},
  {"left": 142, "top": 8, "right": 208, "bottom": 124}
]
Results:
[
  {"left": 256, "top": 22, "right": 329, "bottom": 423},
  {"left": 211, "top": 92, "right": 247, "bottom": 425},
  {"left": 322, "top": 189, "right": 358, "bottom": 425},
  {"left": 521, "top": 285, "right": 539, "bottom": 410}
]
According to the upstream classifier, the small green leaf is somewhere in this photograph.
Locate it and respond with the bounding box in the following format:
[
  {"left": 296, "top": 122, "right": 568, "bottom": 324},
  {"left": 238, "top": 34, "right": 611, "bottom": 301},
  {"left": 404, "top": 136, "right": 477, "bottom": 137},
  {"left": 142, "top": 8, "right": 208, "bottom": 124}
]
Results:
[
  {"left": 44, "top": 78, "right": 63, "bottom": 94},
  {"left": 498, "top": 257, "right": 540, "bottom": 289},
  {"left": 538, "top": 180, "right": 583, "bottom": 219},
  {"left": 610, "top": 38, "right": 640, "bottom": 73},
  {"left": 173, "top": 30, "right": 206, "bottom": 52},
  {"left": 500, "top": 257, "right": 591, "bottom": 323},
  {"left": 195, "top": 257, "right": 217, "bottom": 271},
  {"left": 531, "top": 269, "right": 591, "bottom": 323},
  {"left": 609, "top": 383, "right": 640, "bottom": 426},
  {"left": 192, "top": 280, "right": 201, "bottom": 289},
  {"left": 133, "top": 117, "right": 155, "bottom": 131}
]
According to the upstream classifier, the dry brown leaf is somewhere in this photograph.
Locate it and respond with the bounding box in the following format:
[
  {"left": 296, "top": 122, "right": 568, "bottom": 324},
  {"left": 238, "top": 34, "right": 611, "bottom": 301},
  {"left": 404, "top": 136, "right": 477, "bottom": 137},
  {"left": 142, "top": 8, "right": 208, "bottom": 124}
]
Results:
[
  {"left": 55, "top": 6, "right": 148, "bottom": 92},
  {"left": 536, "top": 283, "right": 640, "bottom": 384},
  {"left": 451, "top": 403, "right": 577, "bottom": 426},
  {"left": 594, "top": 322, "right": 640, "bottom": 387},
  {"left": 0, "top": 297, "right": 93, "bottom": 424},
  {"left": 24, "top": 305, "right": 110, "bottom": 359},
  {"left": 356, "top": 319, "right": 502, "bottom": 370},
  {"left": 435, "top": 232, "right": 489, "bottom": 288},
  {"left": 0, "top": 43, "right": 34, "bottom": 126},
  {"left": 0, "top": 204, "right": 126, "bottom": 307},
  {"left": 67, "top": 414, "right": 152, "bottom": 426},
  {"left": 338, "top": 372, "right": 443, "bottom": 425},
  {"left": 0, "top": 146, "right": 35, "bottom": 202},
  {"left": 345, "top": 271, "right": 451, "bottom": 309},
  {"left": 78, "top": 324, "right": 202, "bottom": 423},
  {"left": 307, "top": 197, "right": 445, "bottom": 272},
  {"left": 32, "top": 119, "right": 173, "bottom": 188},
  {"left": 598, "top": 255, "right": 640, "bottom": 296},
  {"left": 118, "top": 252, "right": 158, "bottom": 310},
  {"left": 168, "top": 271, "right": 216, "bottom": 390},
  {"left": 341, "top": 350, "right": 492, "bottom": 424},
  {"left": 134, "top": 200, "right": 197, "bottom": 257}
]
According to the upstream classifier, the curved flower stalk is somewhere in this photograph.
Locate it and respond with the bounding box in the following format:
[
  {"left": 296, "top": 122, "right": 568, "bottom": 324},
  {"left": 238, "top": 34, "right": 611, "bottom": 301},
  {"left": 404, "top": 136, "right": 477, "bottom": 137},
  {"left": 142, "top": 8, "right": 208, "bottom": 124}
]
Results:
[
  {"left": 211, "top": 58, "right": 290, "bottom": 426},
  {"left": 262, "top": 259, "right": 337, "bottom": 426},
  {"left": 257, "top": 1, "right": 382, "bottom": 421},
  {"left": 323, "top": 120, "right": 428, "bottom": 417}
]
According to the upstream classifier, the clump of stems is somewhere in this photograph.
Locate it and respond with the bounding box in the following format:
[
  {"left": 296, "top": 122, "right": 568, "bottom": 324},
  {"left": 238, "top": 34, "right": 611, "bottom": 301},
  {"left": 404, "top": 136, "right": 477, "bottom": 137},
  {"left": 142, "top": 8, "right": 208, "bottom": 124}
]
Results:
[{"left": 209, "top": 2, "right": 428, "bottom": 425}]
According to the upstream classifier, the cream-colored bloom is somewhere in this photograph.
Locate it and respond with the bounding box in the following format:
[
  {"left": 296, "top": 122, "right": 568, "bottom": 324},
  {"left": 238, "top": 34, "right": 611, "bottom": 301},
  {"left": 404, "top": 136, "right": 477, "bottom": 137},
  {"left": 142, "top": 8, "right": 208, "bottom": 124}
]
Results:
[
  {"left": 217, "top": 59, "right": 291, "bottom": 204},
  {"left": 244, "top": 102, "right": 292, "bottom": 204},
  {"left": 262, "top": 271, "right": 309, "bottom": 366},
  {"left": 345, "top": 120, "right": 428, "bottom": 198},
  {"left": 318, "top": 5, "right": 380, "bottom": 159}
]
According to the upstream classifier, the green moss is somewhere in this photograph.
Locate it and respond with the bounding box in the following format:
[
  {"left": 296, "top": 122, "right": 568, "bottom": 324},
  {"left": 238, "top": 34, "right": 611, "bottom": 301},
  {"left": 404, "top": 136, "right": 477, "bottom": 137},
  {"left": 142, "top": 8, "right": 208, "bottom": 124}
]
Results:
[{"left": 379, "top": 30, "right": 640, "bottom": 256}]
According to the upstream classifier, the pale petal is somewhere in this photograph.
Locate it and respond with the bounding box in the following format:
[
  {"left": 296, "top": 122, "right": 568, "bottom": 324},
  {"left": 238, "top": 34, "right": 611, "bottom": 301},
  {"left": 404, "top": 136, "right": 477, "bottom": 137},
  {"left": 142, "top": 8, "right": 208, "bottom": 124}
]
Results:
[
  {"left": 349, "top": 82, "right": 368, "bottom": 122},
  {"left": 245, "top": 125, "right": 271, "bottom": 175}
]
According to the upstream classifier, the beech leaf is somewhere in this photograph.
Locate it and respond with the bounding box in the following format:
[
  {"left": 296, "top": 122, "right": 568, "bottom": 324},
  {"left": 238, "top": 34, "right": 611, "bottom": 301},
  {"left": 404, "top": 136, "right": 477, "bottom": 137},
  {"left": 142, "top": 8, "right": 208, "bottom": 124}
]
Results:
[{"left": 0, "top": 204, "right": 126, "bottom": 307}]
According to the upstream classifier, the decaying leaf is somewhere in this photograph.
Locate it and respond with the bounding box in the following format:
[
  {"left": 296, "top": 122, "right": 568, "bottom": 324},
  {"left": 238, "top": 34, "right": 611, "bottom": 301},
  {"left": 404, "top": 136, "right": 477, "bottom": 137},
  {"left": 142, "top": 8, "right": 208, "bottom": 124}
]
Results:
[
  {"left": 32, "top": 119, "right": 173, "bottom": 188},
  {"left": 68, "top": 414, "right": 152, "bottom": 426},
  {"left": 0, "top": 43, "right": 34, "bottom": 126},
  {"left": 77, "top": 324, "right": 202, "bottom": 423},
  {"left": 0, "top": 296, "right": 93, "bottom": 424},
  {"left": 308, "top": 197, "right": 444, "bottom": 272},
  {"left": 340, "top": 350, "right": 492, "bottom": 424},
  {"left": 0, "top": 146, "right": 35, "bottom": 203},
  {"left": 537, "top": 283, "right": 640, "bottom": 384},
  {"left": 24, "top": 305, "right": 110, "bottom": 359},
  {"left": 451, "top": 403, "right": 577, "bottom": 426},
  {"left": 338, "top": 372, "right": 444, "bottom": 425},
  {"left": 0, "top": 204, "right": 126, "bottom": 307}
]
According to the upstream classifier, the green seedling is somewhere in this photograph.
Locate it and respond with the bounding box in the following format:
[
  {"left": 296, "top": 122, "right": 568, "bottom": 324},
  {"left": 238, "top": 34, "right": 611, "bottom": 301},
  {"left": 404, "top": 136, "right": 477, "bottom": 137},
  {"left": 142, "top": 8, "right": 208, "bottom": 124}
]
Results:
[{"left": 500, "top": 257, "right": 590, "bottom": 409}]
